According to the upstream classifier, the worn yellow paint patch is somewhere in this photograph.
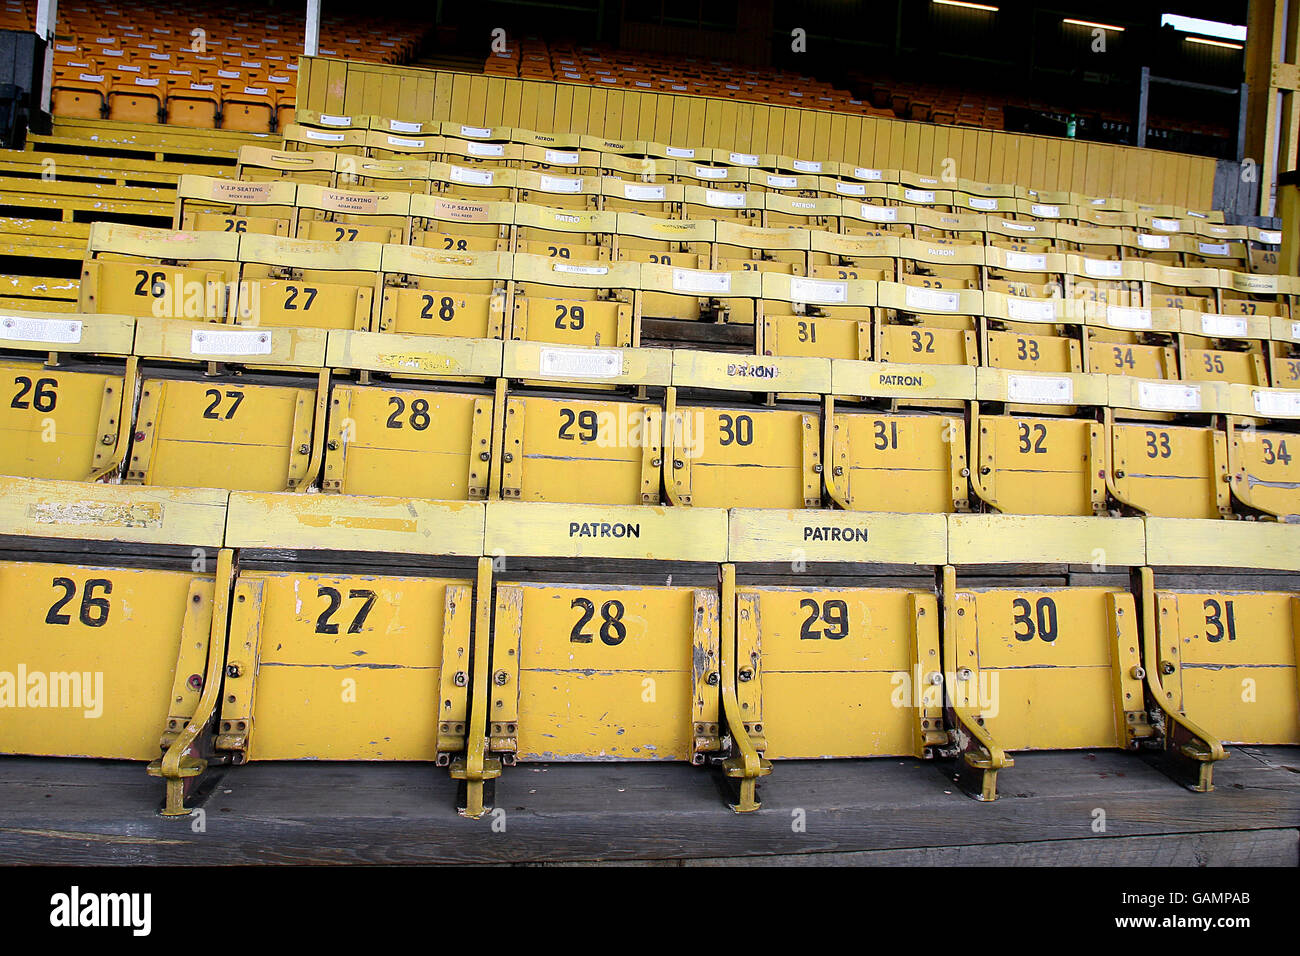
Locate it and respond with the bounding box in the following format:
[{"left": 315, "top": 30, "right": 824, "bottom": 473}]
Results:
[
  {"left": 512, "top": 585, "right": 701, "bottom": 761},
  {"left": 0, "top": 562, "right": 210, "bottom": 760},
  {"left": 237, "top": 571, "right": 465, "bottom": 761}
]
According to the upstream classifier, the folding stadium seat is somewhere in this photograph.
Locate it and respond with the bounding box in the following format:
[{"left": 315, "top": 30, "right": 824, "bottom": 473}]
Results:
[
  {"left": 431, "top": 161, "right": 519, "bottom": 204},
  {"left": 1104, "top": 376, "right": 1232, "bottom": 519},
  {"left": 339, "top": 154, "right": 433, "bottom": 195},
  {"left": 126, "top": 317, "right": 329, "bottom": 493},
  {"left": 1144, "top": 263, "right": 1223, "bottom": 314},
  {"left": 747, "top": 168, "right": 820, "bottom": 198},
  {"left": 281, "top": 123, "right": 369, "bottom": 154},
  {"left": 293, "top": 185, "right": 411, "bottom": 245},
  {"left": 221, "top": 82, "right": 277, "bottom": 133},
  {"left": 0, "top": 312, "right": 135, "bottom": 483},
  {"left": 1119, "top": 227, "right": 1190, "bottom": 266},
  {"left": 50, "top": 69, "right": 108, "bottom": 119},
  {"left": 1057, "top": 223, "right": 1126, "bottom": 262},
  {"left": 79, "top": 224, "right": 237, "bottom": 321},
  {"left": 681, "top": 185, "right": 763, "bottom": 225},
  {"left": 183, "top": 494, "right": 486, "bottom": 815},
  {"left": 664, "top": 351, "right": 824, "bottom": 509},
  {"left": 1064, "top": 254, "right": 1145, "bottom": 309},
  {"left": 408, "top": 193, "right": 512, "bottom": 256},
  {"left": 763, "top": 193, "right": 839, "bottom": 232},
  {"left": 297, "top": 109, "right": 369, "bottom": 131},
  {"left": 758, "top": 272, "right": 875, "bottom": 362},
  {"left": 377, "top": 244, "right": 509, "bottom": 338},
  {"left": 497, "top": 342, "right": 667, "bottom": 504},
  {"left": 236, "top": 146, "right": 337, "bottom": 186},
  {"left": 175, "top": 175, "right": 295, "bottom": 236},
  {"left": 1219, "top": 270, "right": 1294, "bottom": 324},
  {"left": 1187, "top": 223, "right": 1249, "bottom": 270},
  {"left": 889, "top": 179, "right": 955, "bottom": 215},
  {"left": 0, "top": 478, "right": 228, "bottom": 811},
  {"left": 720, "top": 512, "right": 948, "bottom": 809},
  {"left": 165, "top": 75, "right": 221, "bottom": 129},
  {"left": 483, "top": 503, "right": 726, "bottom": 810},
  {"left": 1175, "top": 306, "right": 1270, "bottom": 388},
  {"left": 875, "top": 273, "right": 982, "bottom": 369},
  {"left": 234, "top": 235, "right": 380, "bottom": 332},
  {"left": 600, "top": 152, "right": 677, "bottom": 191},
  {"left": 941, "top": 518, "right": 1217, "bottom": 801},
  {"left": 438, "top": 132, "right": 521, "bottom": 170},
  {"left": 675, "top": 159, "right": 747, "bottom": 192},
  {"left": 1081, "top": 304, "right": 1181, "bottom": 379},
  {"left": 613, "top": 212, "right": 712, "bottom": 269},
  {"left": 1223, "top": 384, "right": 1300, "bottom": 519},
  {"left": 981, "top": 288, "right": 1084, "bottom": 376},
  {"left": 596, "top": 176, "right": 683, "bottom": 217},
  {"left": 636, "top": 260, "right": 762, "bottom": 329},
  {"left": 364, "top": 128, "right": 445, "bottom": 162},
  {"left": 510, "top": 253, "right": 638, "bottom": 349},
  {"left": 807, "top": 232, "right": 895, "bottom": 283},
  {"left": 106, "top": 71, "right": 165, "bottom": 123},
  {"left": 322, "top": 333, "right": 499, "bottom": 499},
  {"left": 839, "top": 200, "right": 914, "bottom": 240},
  {"left": 711, "top": 221, "right": 808, "bottom": 277},
  {"left": 985, "top": 217, "right": 1059, "bottom": 255},
  {"left": 969, "top": 369, "right": 1109, "bottom": 516},
  {"left": 514, "top": 170, "right": 602, "bottom": 213},
  {"left": 1142, "top": 525, "right": 1300, "bottom": 771},
  {"left": 911, "top": 208, "right": 987, "bottom": 244},
  {"left": 824, "top": 361, "right": 972, "bottom": 514},
  {"left": 1248, "top": 226, "right": 1284, "bottom": 274}
]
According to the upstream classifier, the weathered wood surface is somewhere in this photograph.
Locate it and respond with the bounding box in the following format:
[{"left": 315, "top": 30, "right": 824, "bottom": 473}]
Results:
[{"left": 1, "top": 747, "right": 1296, "bottom": 865}]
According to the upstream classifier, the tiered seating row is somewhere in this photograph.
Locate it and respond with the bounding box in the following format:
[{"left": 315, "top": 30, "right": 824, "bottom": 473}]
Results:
[{"left": 1, "top": 475, "right": 1294, "bottom": 815}]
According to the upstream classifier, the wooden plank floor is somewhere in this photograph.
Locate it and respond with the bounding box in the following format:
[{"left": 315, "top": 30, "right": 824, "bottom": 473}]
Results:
[{"left": 1, "top": 747, "right": 1297, "bottom": 865}]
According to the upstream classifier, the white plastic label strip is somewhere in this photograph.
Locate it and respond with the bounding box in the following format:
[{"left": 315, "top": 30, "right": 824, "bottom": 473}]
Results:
[
  {"left": 1030, "top": 204, "right": 1060, "bottom": 218},
  {"left": 665, "top": 146, "right": 694, "bottom": 158},
  {"left": 767, "top": 175, "right": 798, "bottom": 188},
  {"left": 1106, "top": 307, "right": 1152, "bottom": 330},
  {"left": 624, "top": 183, "right": 666, "bottom": 200},
  {"left": 460, "top": 125, "right": 491, "bottom": 138},
  {"left": 387, "top": 135, "right": 426, "bottom": 149},
  {"left": 0, "top": 315, "right": 82, "bottom": 344},
  {"left": 190, "top": 328, "right": 272, "bottom": 356},
  {"left": 729, "top": 152, "right": 758, "bottom": 165},
  {"left": 1200, "top": 313, "right": 1248, "bottom": 337},
  {"left": 792, "top": 160, "right": 821, "bottom": 173},
  {"left": 1138, "top": 381, "right": 1200, "bottom": 412},
  {"left": 904, "top": 188, "right": 935, "bottom": 204},
  {"left": 1253, "top": 389, "right": 1300, "bottom": 417},
  {"left": 859, "top": 203, "right": 898, "bottom": 222},
  {"left": 450, "top": 165, "right": 493, "bottom": 186},
  {"left": 553, "top": 263, "right": 609, "bottom": 275},
  {"left": 904, "top": 286, "right": 959, "bottom": 312},
  {"left": 706, "top": 189, "right": 746, "bottom": 208},
  {"left": 541, "top": 175, "right": 583, "bottom": 193},
  {"left": 1137, "top": 233, "right": 1170, "bottom": 250},
  {"left": 1007, "top": 374, "right": 1073, "bottom": 404},
  {"left": 389, "top": 119, "right": 421, "bottom": 133},
  {"left": 545, "top": 149, "right": 579, "bottom": 164},
  {"left": 967, "top": 196, "right": 998, "bottom": 211},
  {"left": 1152, "top": 217, "right": 1180, "bottom": 232},
  {"left": 466, "top": 141, "right": 504, "bottom": 156},
  {"left": 672, "top": 269, "right": 732, "bottom": 294},
  {"left": 304, "top": 130, "right": 344, "bottom": 142},
  {"left": 789, "top": 277, "right": 848, "bottom": 304},
  {"left": 538, "top": 346, "right": 621, "bottom": 379},
  {"left": 694, "top": 166, "right": 727, "bottom": 179},
  {"left": 1197, "top": 241, "right": 1230, "bottom": 256},
  {"left": 835, "top": 181, "right": 866, "bottom": 196},
  {"left": 854, "top": 167, "right": 883, "bottom": 180},
  {"left": 1004, "top": 251, "right": 1047, "bottom": 271},
  {"left": 1084, "top": 258, "right": 1122, "bottom": 277},
  {"left": 1005, "top": 297, "right": 1056, "bottom": 321}
]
